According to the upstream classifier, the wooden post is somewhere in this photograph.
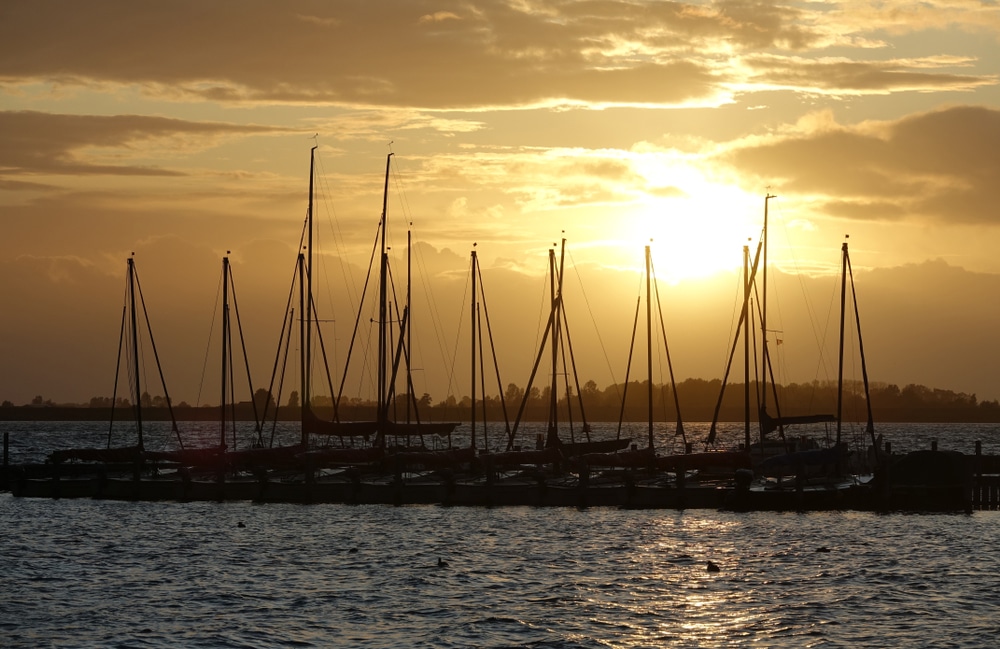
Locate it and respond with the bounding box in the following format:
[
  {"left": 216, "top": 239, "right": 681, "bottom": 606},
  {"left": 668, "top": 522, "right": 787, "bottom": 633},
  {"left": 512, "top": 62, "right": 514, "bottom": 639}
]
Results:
[{"left": 2, "top": 432, "right": 7, "bottom": 491}]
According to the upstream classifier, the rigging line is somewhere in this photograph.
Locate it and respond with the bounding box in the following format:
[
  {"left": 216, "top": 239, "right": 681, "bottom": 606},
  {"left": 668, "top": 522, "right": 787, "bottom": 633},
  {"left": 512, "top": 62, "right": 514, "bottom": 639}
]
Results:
[
  {"left": 567, "top": 248, "right": 620, "bottom": 398},
  {"left": 313, "top": 207, "right": 345, "bottom": 384},
  {"left": 802, "top": 270, "right": 841, "bottom": 415},
  {"left": 259, "top": 255, "right": 300, "bottom": 441},
  {"left": 720, "top": 252, "right": 747, "bottom": 379},
  {"left": 772, "top": 198, "right": 835, "bottom": 384},
  {"left": 228, "top": 269, "right": 262, "bottom": 434},
  {"left": 555, "top": 272, "right": 590, "bottom": 439},
  {"left": 650, "top": 256, "right": 686, "bottom": 445},
  {"left": 335, "top": 221, "right": 381, "bottom": 410},
  {"left": 477, "top": 268, "right": 513, "bottom": 440},
  {"left": 270, "top": 308, "right": 295, "bottom": 449},
  {"left": 307, "top": 286, "right": 339, "bottom": 422},
  {"left": 446, "top": 255, "right": 473, "bottom": 405},
  {"left": 314, "top": 149, "right": 364, "bottom": 316},
  {"left": 529, "top": 254, "right": 552, "bottom": 374},
  {"left": 389, "top": 153, "right": 417, "bottom": 229},
  {"left": 411, "top": 225, "right": 460, "bottom": 399},
  {"left": 477, "top": 301, "right": 489, "bottom": 449},
  {"left": 195, "top": 267, "right": 224, "bottom": 411},
  {"left": 616, "top": 295, "right": 641, "bottom": 441},
  {"left": 109, "top": 300, "right": 127, "bottom": 448},
  {"left": 557, "top": 317, "right": 576, "bottom": 444},
  {"left": 132, "top": 263, "right": 182, "bottom": 442}
]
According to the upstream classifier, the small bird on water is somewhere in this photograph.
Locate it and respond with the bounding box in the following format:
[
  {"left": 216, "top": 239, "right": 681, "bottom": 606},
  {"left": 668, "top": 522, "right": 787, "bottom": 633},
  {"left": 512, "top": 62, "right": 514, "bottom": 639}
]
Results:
[
  {"left": 706, "top": 561, "right": 720, "bottom": 572},
  {"left": 437, "top": 557, "right": 449, "bottom": 567}
]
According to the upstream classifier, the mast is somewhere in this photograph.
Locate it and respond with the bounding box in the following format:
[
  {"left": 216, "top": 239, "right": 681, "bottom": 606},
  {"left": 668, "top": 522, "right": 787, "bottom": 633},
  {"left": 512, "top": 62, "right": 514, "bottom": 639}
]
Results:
[
  {"left": 127, "top": 254, "right": 143, "bottom": 450},
  {"left": 759, "top": 193, "right": 776, "bottom": 431},
  {"left": 221, "top": 254, "right": 230, "bottom": 449},
  {"left": 846, "top": 239, "right": 879, "bottom": 456},
  {"left": 471, "top": 246, "right": 478, "bottom": 450},
  {"left": 378, "top": 153, "right": 394, "bottom": 434},
  {"left": 406, "top": 226, "right": 412, "bottom": 424},
  {"left": 547, "top": 245, "right": 559, "bottom": 446},
  {"left": 297, "top": 251, "right": 307, "bottom": 446},
  {"left": 645, "top": 244, "right": 654, "bottom": 450},
  {"left": 303, "top": 145, "right": 317, "bottom": 443},
  {"left": 837, "top": 238, "right": 848, "bottom": 446},
  {"left": 743, "top": 243, "right": 751, "bottom": 450}
]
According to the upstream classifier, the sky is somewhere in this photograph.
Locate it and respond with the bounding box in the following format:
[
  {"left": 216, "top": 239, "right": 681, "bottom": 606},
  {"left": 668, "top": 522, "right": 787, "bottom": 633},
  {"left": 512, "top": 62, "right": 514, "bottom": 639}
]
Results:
[{"left": 2, "top": 0, "right": 999, "bottom": 411}]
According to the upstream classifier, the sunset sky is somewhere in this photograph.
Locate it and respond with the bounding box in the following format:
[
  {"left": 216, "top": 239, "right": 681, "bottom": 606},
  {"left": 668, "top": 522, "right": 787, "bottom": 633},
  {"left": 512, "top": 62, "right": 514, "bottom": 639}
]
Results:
[{"left": 2, "top": 1, "right": 999, "bottom": 411}]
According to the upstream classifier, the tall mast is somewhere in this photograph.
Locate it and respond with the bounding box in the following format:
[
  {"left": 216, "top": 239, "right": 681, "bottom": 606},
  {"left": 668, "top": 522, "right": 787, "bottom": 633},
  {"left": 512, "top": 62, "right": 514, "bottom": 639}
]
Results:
[
  {"left": 546, "top": 243, "right": 563, "bottom": 446},
  {"left": 378, "top": 153, "right": 393, "bottom": 431},
  {"left": 221, "top": 254, "right": 229, "bottom": 449},
  {"left": 406, "top": 226, "right": 412, "bottom": 424},
  {"left": 304, "top": 145, "right": 317, "bottom": 430},
  {"left": 297, "top": 251, "right": 306, "bottom": 446},
  {"left": 645, "top": 244, "right": 654, "bottom": 450},
  {"left": 743, "top": 243, "right": 751, "bottom": 450},
  {"left": 760, "top": 193, "right": 776, "bottom": 422},
  {"left": 836, "top": 239, "right": 848, "bottom": 446},
  {"left": 128, "top": 254, "right": 143, "bottom": 450},
  {"left": 471, "top": 246, "right": 478, "bottom": 450}
]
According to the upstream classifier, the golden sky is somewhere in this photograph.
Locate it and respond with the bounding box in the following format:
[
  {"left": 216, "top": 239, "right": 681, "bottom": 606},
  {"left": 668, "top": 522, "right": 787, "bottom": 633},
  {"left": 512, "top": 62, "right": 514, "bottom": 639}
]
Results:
[{"left": 2, "top": 0, "right": 999, "bottom": 408}]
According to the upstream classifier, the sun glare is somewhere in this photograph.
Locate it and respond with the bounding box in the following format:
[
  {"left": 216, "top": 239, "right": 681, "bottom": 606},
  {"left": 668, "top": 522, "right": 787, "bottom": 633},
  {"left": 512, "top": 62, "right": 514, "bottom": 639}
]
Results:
[{"left": 623, "top": 178, "right": 760, "bottom": 284}]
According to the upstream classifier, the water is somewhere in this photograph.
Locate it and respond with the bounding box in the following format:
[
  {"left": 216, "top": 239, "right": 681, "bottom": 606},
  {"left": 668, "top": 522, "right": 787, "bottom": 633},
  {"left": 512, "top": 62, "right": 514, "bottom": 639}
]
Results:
[
  {"left": 3, "top": 422, "right": 1000, "bottom": 647},
  {"left": 4, "top": 419, "right": 1000, "bottom": 465},
  {"left": 3, "top": 498, "right": 999, "bottom": 647}
]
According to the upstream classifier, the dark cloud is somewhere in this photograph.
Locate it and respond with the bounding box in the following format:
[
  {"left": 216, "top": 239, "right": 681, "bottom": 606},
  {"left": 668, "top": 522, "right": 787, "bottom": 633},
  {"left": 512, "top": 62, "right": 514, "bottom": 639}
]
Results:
[
  {"left": 0, "top": 110, "right": 281, "bottom": 175},
  {"left": 0, "top": 0, "right": 850, "bottom": 109},
  {"left": 722, "top": 106, "right": 1000, "bottom": 224},
  {"left": 746, "top": 55, "right": 993, "bottom": 93}
]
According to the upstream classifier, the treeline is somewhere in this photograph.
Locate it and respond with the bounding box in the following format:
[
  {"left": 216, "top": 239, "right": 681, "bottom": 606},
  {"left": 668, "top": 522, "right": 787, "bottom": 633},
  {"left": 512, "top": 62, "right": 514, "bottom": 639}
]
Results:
[{"left": 3, "top": 379, "right": 999, "bottom": 423}]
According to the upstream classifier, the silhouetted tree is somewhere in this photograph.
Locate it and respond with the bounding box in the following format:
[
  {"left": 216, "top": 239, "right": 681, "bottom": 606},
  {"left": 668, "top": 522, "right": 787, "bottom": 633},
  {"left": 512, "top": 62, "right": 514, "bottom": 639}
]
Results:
[{"left": 253, "top": 389, "right": 276, "bottom": 413}]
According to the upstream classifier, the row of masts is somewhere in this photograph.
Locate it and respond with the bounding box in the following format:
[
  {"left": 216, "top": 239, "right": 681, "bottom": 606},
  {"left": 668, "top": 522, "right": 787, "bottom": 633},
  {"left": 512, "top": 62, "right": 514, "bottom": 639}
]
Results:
[{"left": 111, "top": 152, "right": 874, "bottom": 463}]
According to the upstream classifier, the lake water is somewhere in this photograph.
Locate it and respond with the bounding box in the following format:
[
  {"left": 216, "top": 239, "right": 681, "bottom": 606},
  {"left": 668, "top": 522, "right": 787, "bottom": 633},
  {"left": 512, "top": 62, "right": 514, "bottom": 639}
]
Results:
[{"left": 3, "top": 421, "right": 1000, "bottom": 647}]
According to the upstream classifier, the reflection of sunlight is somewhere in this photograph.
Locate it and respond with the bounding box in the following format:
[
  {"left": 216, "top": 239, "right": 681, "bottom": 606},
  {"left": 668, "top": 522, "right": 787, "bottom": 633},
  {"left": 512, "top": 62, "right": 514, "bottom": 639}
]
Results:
[{"left": 620, "top": 514, "right": 766, "bottom": 646}]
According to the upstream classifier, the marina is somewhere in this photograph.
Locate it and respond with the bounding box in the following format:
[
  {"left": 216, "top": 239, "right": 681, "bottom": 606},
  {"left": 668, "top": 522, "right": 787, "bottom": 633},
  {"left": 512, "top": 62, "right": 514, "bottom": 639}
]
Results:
[{"left": 4, "top": 422, "right": 998, "bottom": 513}]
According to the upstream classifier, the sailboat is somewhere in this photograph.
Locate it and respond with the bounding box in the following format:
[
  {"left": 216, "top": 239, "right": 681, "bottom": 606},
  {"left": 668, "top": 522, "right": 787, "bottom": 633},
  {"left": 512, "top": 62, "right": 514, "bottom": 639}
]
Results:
[
  {"left": 143, "top": 253, "right": 260, "bottom": 471},
  {"left": 262, "top": 148, "right": 459, "bottom": 473},
  {"left": 506, "top": 239, "right": 629, "bottom": 458},
  {"left": 704, "top": 194, "right": 836, "bottom": 461},
  {"left": 10, "top": 255, "right": 186, "bottom": 499},
  {"left": 755, "top": 236, "right": 878, "bottom": 481},
  {"left": 50, "top": 254, "right": 184, "bottom": 466}
]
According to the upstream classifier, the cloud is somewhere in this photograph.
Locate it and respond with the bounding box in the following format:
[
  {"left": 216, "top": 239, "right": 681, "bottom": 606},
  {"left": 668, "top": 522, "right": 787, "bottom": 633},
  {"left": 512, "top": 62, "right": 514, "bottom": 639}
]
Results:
[
  {"left": 5, "top": 0, "right": 988, "bottom": 109},
  {"left": 719, "top": 105, "right": 1000, "bottom": 225},
  {"left": 0, "top": 110, "right": 283, "bottom": 175},
  {"left": 740, "top": 54, "right": 996, "bottom": 94}
]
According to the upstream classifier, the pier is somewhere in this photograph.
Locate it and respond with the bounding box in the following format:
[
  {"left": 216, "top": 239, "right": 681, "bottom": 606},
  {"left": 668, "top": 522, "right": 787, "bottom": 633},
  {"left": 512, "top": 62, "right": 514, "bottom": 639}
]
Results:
[{"left": 4, "top": 437, "right": 999, "bottom": 513}]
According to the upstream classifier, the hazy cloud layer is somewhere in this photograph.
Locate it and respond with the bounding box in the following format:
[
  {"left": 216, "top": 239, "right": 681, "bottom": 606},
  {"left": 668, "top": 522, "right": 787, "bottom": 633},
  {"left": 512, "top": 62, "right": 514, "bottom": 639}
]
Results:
[{"left": 2, "top": 1, "right": 995, "bottom": 108}]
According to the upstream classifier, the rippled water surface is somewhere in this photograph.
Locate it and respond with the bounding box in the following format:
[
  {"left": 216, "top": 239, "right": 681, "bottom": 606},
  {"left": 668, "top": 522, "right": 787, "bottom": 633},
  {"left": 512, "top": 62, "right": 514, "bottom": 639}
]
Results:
[
  {"left": 4, "top": 497, "right": 1000, "bottom": 648},
  {"left": 4, "top": 421, "right": 1000, "bottom": 647}
]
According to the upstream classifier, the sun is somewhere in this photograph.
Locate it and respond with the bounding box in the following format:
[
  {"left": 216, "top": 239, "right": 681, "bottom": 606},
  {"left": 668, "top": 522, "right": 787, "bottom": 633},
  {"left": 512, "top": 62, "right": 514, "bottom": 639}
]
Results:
[{"left": 624, "top": 181, "right": 762, "bottom": 284}]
